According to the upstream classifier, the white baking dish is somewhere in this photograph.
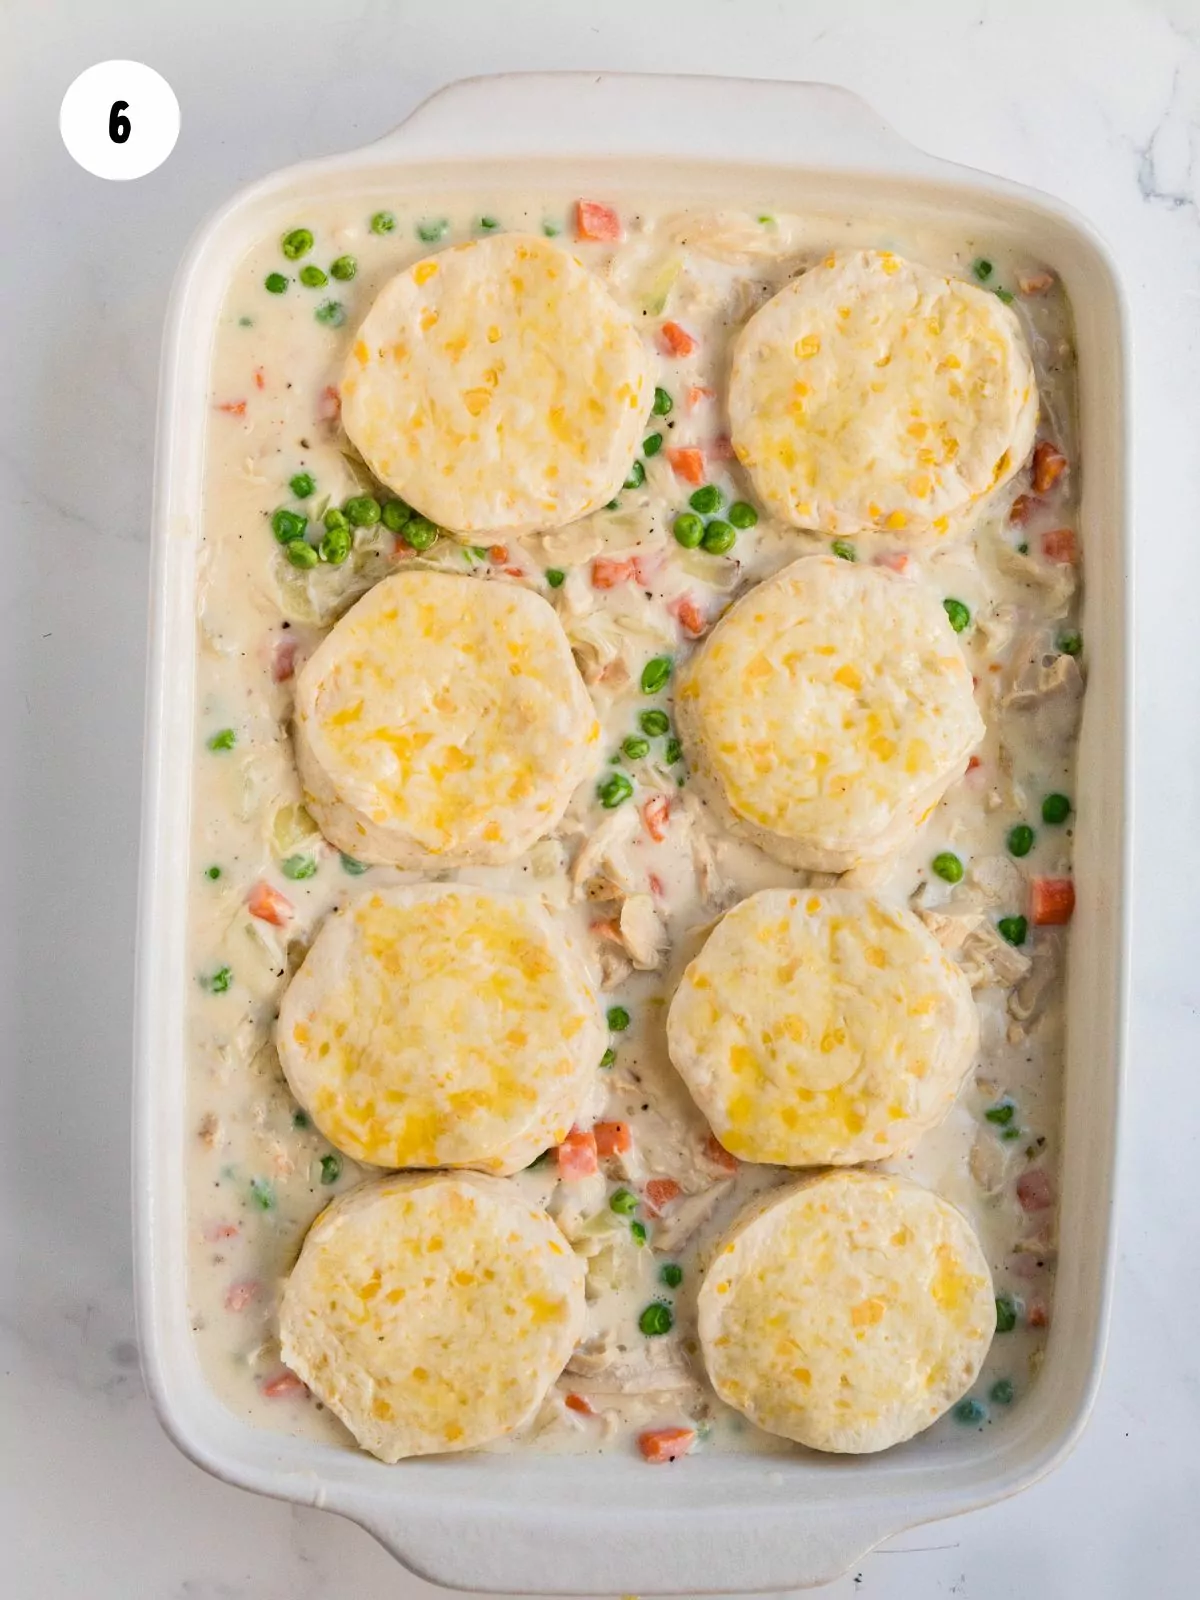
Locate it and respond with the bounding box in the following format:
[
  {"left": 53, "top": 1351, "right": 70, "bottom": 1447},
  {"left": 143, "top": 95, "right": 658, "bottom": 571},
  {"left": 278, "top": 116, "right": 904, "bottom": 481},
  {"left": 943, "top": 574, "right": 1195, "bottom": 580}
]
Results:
[{"left": 135, "top": 73, "right": 1130, "bottom": 1594}]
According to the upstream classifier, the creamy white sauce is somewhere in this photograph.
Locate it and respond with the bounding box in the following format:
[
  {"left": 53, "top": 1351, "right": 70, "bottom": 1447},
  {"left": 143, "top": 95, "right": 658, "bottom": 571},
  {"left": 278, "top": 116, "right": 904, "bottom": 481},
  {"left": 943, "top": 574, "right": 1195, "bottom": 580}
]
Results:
[{"left": 187, "top": 191, "right": 1080, "bottom": 1460}]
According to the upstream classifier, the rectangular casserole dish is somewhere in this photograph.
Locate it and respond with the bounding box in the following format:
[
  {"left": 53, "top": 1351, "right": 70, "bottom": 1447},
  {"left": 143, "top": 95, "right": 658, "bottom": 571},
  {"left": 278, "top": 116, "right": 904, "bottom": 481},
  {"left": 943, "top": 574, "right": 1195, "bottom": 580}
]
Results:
[{"left": 135, "top": 73, "right": 1130, "bottom": 1595}]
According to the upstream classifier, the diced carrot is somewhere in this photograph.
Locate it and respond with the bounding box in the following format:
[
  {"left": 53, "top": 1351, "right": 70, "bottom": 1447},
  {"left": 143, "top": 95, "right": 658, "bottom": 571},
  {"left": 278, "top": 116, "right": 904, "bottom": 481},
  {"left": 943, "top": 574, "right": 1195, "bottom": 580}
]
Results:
[
  {"left": 1009, "top": 493, "right": 1037, "bottom": 525},
  {"left": 502, "top": 566, "right": 525, "bottom": 579},
  {"left": 632, "top": 553, "right": 662, "bottom": 588},
  {"left": 1033, "top": 440, "right": 1068, "bottom": 494},
  {"left": 224, "top": 1280, "right": 260, "bottom": 1312},
  {"left": 1042, "top": 527, "right": 1077, "bottom": 565},
  {"left": 556, "top": 1127, "right": 598, "bottom": 1180},
  {"left": 687, "top": 385, "right": 714, "bottom": 409},
  {"left": 271, "top": 637, "right": 297, "bottom": 683},
  {"left": 1031, "top": 876, "right": 1075, "bottom": 926},
  {"left": 670, "top": 594, "right": 707, "bottom": 637},
  {"left": 217, "top": 400, "right": 247, "bottom": 416},
  {"left": 1016, "top": 1169, "right": 1056, "bottom": 1212},
  {"left": 261, "top": 1370, "right": 308, "bottom": 1399},
  {"left": 873, "top": 551, "right": 909, "bottom": 573},
  {"left": 590, "top": 917, "right": 623, "bottom": 944},
  {"left": 966, "top": 754, "right": 982, "bottom": 772},
  {"left": 564, "top": 1392, "right": 597, "bottom": 1416},
  {"left": 203, "top": 1221, "right": 240, "bottom": 1242},
  {"left": 642, "top": 794, "right": 671, "bottom": 842},
  {"left": 644, "top": 1177, "right": 682, "bottom": 1214},
  {"left": 592, "top": 556, "right": 636, "bottom": 589},
  {"left": 1027, "top": 1300, "right": 1050, "bottom": 1328},
  {"left": 1019, "top": 270, "right": 1056, "bottom": 296},
  {"left": 658, "top": 320, "right": 697, "bottom": 357},
  {"left": 489, "top": 544, "right": 509, "bottom": 563},
  {"left": 248, "top": 881, "right": 293, "bottom": 927},
  {"left": 594, "top": 1120, "right": 632, "bottom": 1157},
  {"left": 708, "top": 433, "right": 737, "bottom": 461},
  {"left": 638, "top": 1426, "right": 696, "bottom": 1464},
  {"left": 666, "top": 447, "right": 705, "bottom": 485},
  {"left": 253, "top": 367, "right": 266, "bottom": 390},
  {"left": 317, "top": 384, "right": 341, "bottom": 422},
  {"left": 648, "top": 872, "right": 665, "bottom": 898},
  {"left": 576, "top": 200, "right": 622, "bottom": 242},
  {"left": 703, "top": 1132, "right": 739, "bottom": 1175}
]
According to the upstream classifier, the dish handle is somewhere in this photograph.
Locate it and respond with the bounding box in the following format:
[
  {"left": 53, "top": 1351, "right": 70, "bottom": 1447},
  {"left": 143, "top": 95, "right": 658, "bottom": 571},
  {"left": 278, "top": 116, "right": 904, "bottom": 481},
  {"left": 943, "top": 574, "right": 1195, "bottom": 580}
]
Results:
[
  {"left": 365, "top": 72, "right": 954, "bottom": 182},
  {"left": 344, "top": 1494, "right": 905, "bottom": 1594}
]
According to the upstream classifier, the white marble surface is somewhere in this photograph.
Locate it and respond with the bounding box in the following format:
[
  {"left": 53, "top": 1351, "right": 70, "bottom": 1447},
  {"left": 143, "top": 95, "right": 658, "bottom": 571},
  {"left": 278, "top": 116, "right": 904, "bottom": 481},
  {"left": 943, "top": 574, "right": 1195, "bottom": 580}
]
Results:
[{"left": 2, "top": 0, "right": 1198, "bottom": 1594}]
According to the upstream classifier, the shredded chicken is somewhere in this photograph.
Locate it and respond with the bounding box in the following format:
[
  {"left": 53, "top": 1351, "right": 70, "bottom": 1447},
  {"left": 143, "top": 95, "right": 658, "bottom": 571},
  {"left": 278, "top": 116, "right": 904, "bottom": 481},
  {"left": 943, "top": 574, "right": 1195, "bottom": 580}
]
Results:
[
  {"left": 969, "top": 854, "right": 1027, "bottom": 907},
  {"left": 1009, "top": 934, "right": 1062, "bottom": 1024},
  {"left": 958, "top": 922, "right": 1033, "bottom": 989},
  {"left": 597, "top": 943, "right": 633, "bottom": 990},
  {"left": 677, "top": 792, "right": 731, "bottom": 907},
  {"left": 569, "top": 808, "right": 638, "bottom": 901},
  {"left": 969, "top": 1128, "right": 1012, "bottom": 1194},
  {"left": 915, "top": 905, "right": 985, "bottom": 953},
  {"left": 976, "top": 602, "right": 1018, "bottom": 658},
  {"left": 661, "top": 209, "right": 805, "bottom": 264},
  {"left": 652, "top": 1182, "right": 733, "bottom": 1252},
  {"left": 1003, "top": 634, "right": 1085, "bottom": 742},
  {"left": 197, "top": 1112, "right": 222, "bottom": 1148},
  {"left": 993, "top": 542, "right": 1077, "bottom": 618},
  {"left": 618, "top": 894, "right": 667, "bottom": 970},
  {"left": 565, "top": 1334, "right": 694, "bottom": 1393}
]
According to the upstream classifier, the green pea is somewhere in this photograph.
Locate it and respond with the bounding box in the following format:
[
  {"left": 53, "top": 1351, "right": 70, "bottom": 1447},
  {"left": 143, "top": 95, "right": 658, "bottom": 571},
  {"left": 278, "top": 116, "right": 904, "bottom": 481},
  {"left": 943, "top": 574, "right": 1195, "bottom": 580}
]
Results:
[
  {"left": 757, "top": 214, "right": 775, "bottom": 226},
  {"left": 249, "top": 1176, "right": 276, "bottom": 1210},
  {"left": 689, "top": 484, "right": 723, "bottom": 515},
  {"left": 997, "top": 915, "right": 1028, "bottom": 946},
  {"left": 954, "top": 1397, "right": 987, "bottom": 1425},
  {"left": 607, "top": 1006, "right": 630, "bottom": 1032},
  {"left": 643, "top": 432, "right": 663, "bottom": 457},
  {"left": 281, "top": 855, "right": 317, "bottom": 880},
  {"left": 545, "top": 568, "right": 566, "bottom": 588},
  {"left": 204, "top": 865, "right": 221, "bottom": 881},
  {"left": 701, "top": 519, "right": 736, "bottom": 554},
  {"left": 638, "top": 1302, "right": 673, "bottom": 1337},
  {"left": 598, "top": 772, "right": 634, "bottom": 809},
  {"left": 995, "top": 1294, "right": 1018, "bottom": 1333},
  {"left": 271, "top": 507, "right": 307, "bottom": 543},
  {"left": 932, "top": 851, "right": 963, "bottom": 884},
  {"left": 286, "top": 541, "right": 318, "bottom": 569},
  {"left": 1017, "top": 541, "right": 1029, "bottom": 555},
  {"left": 1007, "top": 824, "right": 1035, "bottom": 858},
  {"left": 640, "top": 709, "right": 670, "bottom": 737},
  {"left": 202, "top": 965, "right": 233, "bottom": 993},
  {"left": 728, "top": 501, "right": 758, "bottom": 529},
  {"left": 1001, "top": 1126, "right": 1023, "bottom": 1142},
  {"left": 995, "top": 287, "right": 1015, "bottom": 305},
  {"left": 973, "top": 258, "right": 994, "bottom": 282},
  {"left": 652, "top": 386, "right": 673, "bottom": 416},
  {"left": 370, "top": 211, "right": 396, "bottom": 234},
  {"left": 323, "top": 507, "right": 349, "bottom": 534},
  {"left": 625, "top": 459, "right": 646, "bottom": 490},
  {"left": 264, "top": 272, "right": 288, "bottom": 294},
  {"left": 207, "top": 728, "right": 236, "bottom": 752},
  {"left": 319, "top": 1153, "right": 341, "bottom": 1185},
  {"left": 1058, "top": 631, "right": 1083, "bottom": 657},
  {"left": 381, "top": 499, "right": 411, "bottom": 532},
  {"left": 289, "top": 472, "right": 315, "bottom": 499},
  {"left": 478, "top": 215, "right": 499, "bottom": 231},
  {"left": 984, "top": 1101, "right": 1016, "bottom": 1126},
  {"left": 989, "top": 1378, "right": 1015, "bottom": 1405},
  {"left": 622, "top": 736, "right": 650, "bottom": 761},
  {"left": 832, "top": 539, "right": 857, "bottom": 561},
  {"left": 293, "top": 1109, "right": 310, "bottom": 1129},
  {"left": 344, "top": 495, "right": 381, "bottom": 527},
  {"left": 610, "top": 1188, "right": 638, "bottom": 1216},
  {"left": 630, "top": 1221, "right": 648, "bottom": 1247},
  {"left": 417, "top": 218, "right": 448, "bottom": 243},
  {"left": 659, "top": 1263, "right": 683, "bottom": 1289},
  {"left": 673, "top": 512, "right": 704, "bottom": 548},
  {"left": 943, "top": 597, "right": 971, "bottom": 633},
  {"left": 340, "top": 854, "right": 369, "bottom": 875},
  {"left": 404, "top": 516, "right": 439, "bottom": 551},
  {"left": 330, "top": 255, "right": 357, "bottom": 281},
  {"left": 299, "top": 264, "right": 327, "bottom": 288},
  {"left": 599, "top": 1046, "right": 616, "bottom": 1069},
  {"left": 281, "top": 228, "right": 313, "bottom": 260},
  {"left": 1042, "top": 793, "right": 1071, "bottom": 825},
  {"left": 641, "top": 656, "right": 672, "bottom": 694},
  {"left": 319, "top": 526, "right": 352, "bottom": 565},
  {"left": 315, "top": 300, "right": 345, "bottom": 327},
  {"left": 542, "top": 220, "right": 561, "bottom": 237},
  {"left": 664, "top": 737, "right": 683, "bottom": 765},
  {"left": 238, "top": 316, "right": 253, "bottom": 327}
]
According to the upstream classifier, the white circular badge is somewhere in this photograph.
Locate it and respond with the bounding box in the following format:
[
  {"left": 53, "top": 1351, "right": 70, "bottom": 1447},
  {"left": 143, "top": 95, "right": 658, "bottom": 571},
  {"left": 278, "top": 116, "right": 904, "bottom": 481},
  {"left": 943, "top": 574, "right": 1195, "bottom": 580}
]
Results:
[{"left": 60, "top": 60, "right": 180, "bottom": 180}]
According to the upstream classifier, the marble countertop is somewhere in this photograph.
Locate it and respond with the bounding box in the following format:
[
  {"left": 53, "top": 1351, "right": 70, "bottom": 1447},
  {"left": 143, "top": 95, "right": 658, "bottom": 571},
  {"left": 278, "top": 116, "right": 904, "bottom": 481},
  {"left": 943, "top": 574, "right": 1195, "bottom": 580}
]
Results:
[{"left": 3, "top": 1, "right": 1198, "bottom": 1595}]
